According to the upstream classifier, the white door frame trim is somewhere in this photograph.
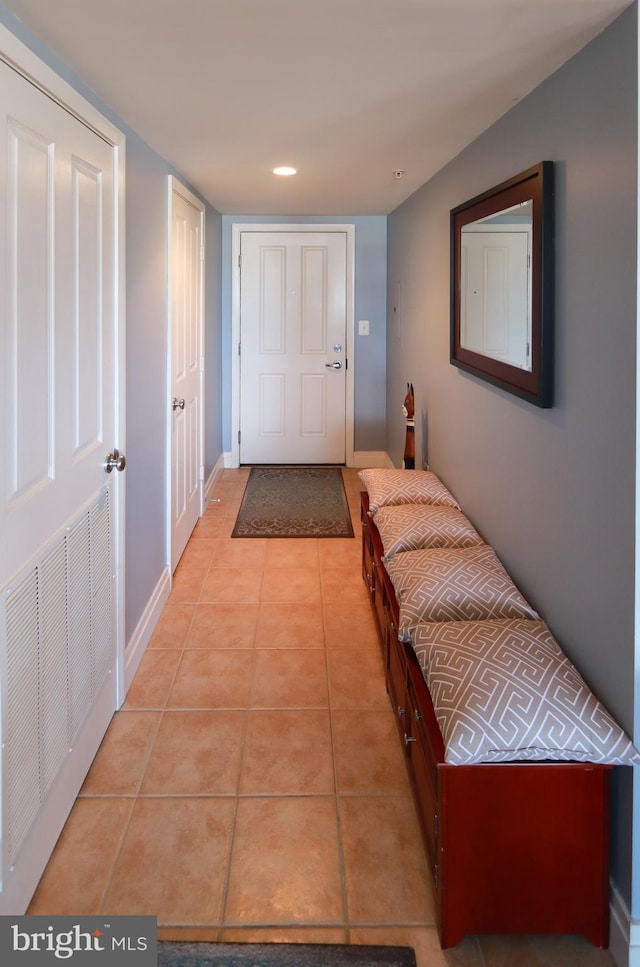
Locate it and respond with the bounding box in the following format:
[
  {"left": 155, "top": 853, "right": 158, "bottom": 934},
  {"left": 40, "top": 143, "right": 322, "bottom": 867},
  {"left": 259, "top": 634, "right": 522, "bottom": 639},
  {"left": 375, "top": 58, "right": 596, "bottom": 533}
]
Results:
[
  {"left": 0, "top": 23, "right": 127, "bottom": 705},
  {"left": 166, "top": 176, "right": 206, "bottom": 573},
  {"left": 231, "top": 223, "right": 355, "bottom": 468}
]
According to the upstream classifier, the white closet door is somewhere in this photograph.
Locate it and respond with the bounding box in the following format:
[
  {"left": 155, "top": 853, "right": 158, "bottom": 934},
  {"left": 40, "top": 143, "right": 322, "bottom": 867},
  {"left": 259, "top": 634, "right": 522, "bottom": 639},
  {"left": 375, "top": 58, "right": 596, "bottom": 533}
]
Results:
[
  {"left": 0, "top": 58, "right": 122, "bottom": 914},
  {"left": 169, "top": 179, "right": 204, "bottom": 572}
]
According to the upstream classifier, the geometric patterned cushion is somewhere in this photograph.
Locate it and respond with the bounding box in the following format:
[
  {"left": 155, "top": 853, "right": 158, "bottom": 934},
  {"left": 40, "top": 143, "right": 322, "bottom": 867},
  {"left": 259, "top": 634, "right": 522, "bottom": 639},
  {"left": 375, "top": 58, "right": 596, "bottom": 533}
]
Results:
[
  {"left": 385, "top": 545, "right": 539, "bottom": 639},
  {"left": 374, "top": 504, "right": 484, "bottom": 560},
  {"left": 411, "top": 619, "right": 640, "bottom": 765},
  {"left": 358, "top": 468, "right": 459, "bottom": 515}
]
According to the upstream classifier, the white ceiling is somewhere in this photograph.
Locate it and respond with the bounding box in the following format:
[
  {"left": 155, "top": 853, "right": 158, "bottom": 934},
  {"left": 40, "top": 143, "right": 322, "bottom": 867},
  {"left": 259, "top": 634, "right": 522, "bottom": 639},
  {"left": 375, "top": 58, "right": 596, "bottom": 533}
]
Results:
[{"left": 1, "top": 0, "right": 633, "bottom": 214}]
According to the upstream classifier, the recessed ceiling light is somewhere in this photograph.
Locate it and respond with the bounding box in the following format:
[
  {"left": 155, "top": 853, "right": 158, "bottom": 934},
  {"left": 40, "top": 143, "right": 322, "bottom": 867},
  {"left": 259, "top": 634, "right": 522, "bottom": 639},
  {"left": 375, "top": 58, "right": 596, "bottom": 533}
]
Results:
[{"left": 273, "top": 166, "right": 297, "bottom": 176}]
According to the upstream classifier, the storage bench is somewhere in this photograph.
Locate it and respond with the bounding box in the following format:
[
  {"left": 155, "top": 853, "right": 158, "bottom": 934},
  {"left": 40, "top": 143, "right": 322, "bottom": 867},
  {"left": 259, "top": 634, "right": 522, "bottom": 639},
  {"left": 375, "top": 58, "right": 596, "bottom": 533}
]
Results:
[{"left": 361, "top": 489, "right": 613, "bottom": 948}]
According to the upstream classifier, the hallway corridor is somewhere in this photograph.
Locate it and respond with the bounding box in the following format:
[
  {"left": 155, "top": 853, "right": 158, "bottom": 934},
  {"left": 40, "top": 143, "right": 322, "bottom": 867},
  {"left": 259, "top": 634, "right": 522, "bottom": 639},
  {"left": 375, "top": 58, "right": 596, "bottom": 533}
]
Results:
[{"left": 28, "top": 469, "right": 614, "bottom": 967}]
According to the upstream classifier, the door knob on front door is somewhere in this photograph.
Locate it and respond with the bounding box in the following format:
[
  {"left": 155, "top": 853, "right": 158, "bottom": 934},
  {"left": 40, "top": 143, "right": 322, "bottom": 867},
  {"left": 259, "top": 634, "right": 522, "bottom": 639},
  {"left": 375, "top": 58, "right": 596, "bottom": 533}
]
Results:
[
  {"left": 172, "top": 397, "right": 186, "bottom": 410},
  {"left": 325, "top": 361, "right": 342, "bottom": 370},
  {"left": 104, "top": 448, "right": 126, "bottom": 473}
]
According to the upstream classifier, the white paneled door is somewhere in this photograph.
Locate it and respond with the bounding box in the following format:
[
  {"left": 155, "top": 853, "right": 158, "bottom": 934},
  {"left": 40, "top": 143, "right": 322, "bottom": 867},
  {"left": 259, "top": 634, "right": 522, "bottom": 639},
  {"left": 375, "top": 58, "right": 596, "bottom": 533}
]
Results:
[
  {"left": 239, "top": 231, "right": 348, "bottom": 464},
  {"left": 460, "top": 228, "right": 531, "bottom": 370},
  {"left": 0, "top": 55, "right": 123, "bottom": 913},
  {"left": 169, "top": 179, "right": 204, "bottom": 572}
]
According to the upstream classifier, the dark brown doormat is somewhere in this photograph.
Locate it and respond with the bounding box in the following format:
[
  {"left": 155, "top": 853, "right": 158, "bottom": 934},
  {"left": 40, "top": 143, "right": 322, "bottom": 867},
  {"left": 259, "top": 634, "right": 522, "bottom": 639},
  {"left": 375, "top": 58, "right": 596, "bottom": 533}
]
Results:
[
  {"left": 157, "top": 942, "right": 416, "bottom": 966},
  {"left": 231, "top": 466, "right": 354, "bottom": 538}
]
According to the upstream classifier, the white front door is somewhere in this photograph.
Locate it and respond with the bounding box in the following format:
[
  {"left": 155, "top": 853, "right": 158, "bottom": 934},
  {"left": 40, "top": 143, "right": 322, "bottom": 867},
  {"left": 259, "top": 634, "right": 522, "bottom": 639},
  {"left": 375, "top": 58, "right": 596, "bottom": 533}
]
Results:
[
  {"left": 168, "top": 179, "right": 204, "bottom": 572},
  {"left": 239, "top": 231, "right": 348, "bottom": 464},
  {"left": 0, "top": 55, "right": 123, "bottom": 913}
]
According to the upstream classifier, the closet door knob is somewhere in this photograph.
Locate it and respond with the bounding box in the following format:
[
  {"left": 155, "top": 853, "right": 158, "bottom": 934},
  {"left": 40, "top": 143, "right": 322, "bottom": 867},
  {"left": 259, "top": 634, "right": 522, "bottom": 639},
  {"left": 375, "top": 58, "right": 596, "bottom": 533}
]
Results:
[{"left": 104, "top": 448, "right": 126, "bottom": 473}]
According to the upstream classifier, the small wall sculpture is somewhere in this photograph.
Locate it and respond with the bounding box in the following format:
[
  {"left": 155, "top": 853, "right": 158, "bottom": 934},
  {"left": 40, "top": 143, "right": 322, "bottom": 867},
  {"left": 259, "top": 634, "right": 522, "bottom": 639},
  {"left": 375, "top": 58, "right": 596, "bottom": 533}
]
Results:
[{"left": 402, "top": 383, "right": 415, "bottom": 469}]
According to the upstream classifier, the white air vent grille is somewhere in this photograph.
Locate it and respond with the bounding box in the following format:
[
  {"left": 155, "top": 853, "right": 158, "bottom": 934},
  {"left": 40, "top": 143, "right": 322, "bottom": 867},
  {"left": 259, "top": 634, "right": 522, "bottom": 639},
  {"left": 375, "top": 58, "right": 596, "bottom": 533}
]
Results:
[
  {"left": 2, "top": 486, "right": 114, "bottom": 869},
  {"left": 90, "top": 490, "right": 113, "bottom": 700},
  {"left": 67, "top": 513, "right": 93, "bottom": 742},
  {"left": 39, "top": 542, "right": 71, "bottom": 797},
  {"left": 5, "top": 572, "right": 41, "bottom": 869}
]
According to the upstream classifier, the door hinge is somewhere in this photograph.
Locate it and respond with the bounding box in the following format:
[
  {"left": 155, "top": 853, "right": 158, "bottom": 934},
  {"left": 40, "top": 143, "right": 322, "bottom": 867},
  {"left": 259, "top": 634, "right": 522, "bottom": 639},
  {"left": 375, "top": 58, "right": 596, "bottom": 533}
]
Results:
[
  {"left": 238, "top": 342, "right": 241, "bottom": 356},
  {"left": 238, "top": 430, "right": 241, "bottom": 444},
  {"left": 238, "top": 253, "right": 242, "bottom": 268},
  {"left": 199, "top": 465, "right": 205, "bottom": 481},
  {"left": 200, "top": 245, "right": 205, "bottom": 262},
  {"left": 345, "top": 358, "right": 348, "bottom": 371}
]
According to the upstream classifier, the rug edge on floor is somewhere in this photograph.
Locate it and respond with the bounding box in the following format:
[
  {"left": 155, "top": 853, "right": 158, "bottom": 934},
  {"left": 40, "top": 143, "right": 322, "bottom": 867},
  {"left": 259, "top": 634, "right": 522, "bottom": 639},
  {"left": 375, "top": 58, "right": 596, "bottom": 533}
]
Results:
[{"left": 157, "top": 941, "right": 417, "bottom": 967}]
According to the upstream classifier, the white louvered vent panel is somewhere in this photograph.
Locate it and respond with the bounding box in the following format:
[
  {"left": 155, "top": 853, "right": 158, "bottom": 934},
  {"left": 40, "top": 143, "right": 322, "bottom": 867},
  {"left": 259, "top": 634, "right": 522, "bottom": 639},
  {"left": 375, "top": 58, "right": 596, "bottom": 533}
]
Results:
[
  {"left": 38, "top": 542, "right": 71, "bottom": 796},
  {"left": 5, "top": 572, "right": 42, "bottom": 868},
  {"left": 90, "top": 490, "right": 113, "bottom": 697},
  {"left": 2, "top": 486, "right": 114, "bottom": 870},
  {"left": 67, "top": 512, "right": 93, "bottom": 744}
]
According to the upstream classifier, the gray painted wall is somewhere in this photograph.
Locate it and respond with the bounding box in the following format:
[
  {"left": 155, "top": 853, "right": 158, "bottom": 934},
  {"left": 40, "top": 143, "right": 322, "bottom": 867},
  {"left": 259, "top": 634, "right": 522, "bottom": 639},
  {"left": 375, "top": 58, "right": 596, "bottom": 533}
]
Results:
[
  {"left": 0, "top": 2, "right": 224, "bottom": 643},
  {"left": 387, "top": 4, "right": 637, "bottom": 911},
  {"left": 124, "top": 158, "right": 223, "bottom": 639},
  {"left": 124, "top": 140, "right": 173, "bottom": 639},
  {"left": 220, "top": 214, "right": 387, "bottom": 456}
]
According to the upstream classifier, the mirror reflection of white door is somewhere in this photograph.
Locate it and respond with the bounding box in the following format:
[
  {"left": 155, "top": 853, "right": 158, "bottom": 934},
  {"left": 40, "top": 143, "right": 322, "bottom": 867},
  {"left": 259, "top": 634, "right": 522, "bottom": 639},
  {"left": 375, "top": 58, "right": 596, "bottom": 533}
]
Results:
[
  {"left": 0, "top": 52, "right": 123, "bottom": 913},
  {"left": 461, "top": 230, "right": 531, "bottom": 369},
  {"left": 239, "top": 231, "right": 348, "bottom": 464},
  {"left": 168, "top": 178, "right": 204, "bottom": 572}
]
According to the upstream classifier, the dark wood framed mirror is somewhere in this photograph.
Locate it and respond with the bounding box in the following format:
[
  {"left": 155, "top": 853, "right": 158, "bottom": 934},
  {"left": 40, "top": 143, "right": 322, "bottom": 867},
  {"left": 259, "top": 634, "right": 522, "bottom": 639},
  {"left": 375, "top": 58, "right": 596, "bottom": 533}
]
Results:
[{"left": 450, "top": 161, "right": 554, "bottom": 407}]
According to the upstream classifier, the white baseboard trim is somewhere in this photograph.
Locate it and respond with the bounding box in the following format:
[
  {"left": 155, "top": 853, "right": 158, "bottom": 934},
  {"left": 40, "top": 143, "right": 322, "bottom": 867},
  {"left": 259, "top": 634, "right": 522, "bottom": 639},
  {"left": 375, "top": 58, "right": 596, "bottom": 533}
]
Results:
[
  {"left": 122, "top": 565, "right": 171, "bottom": 699},
  {"left": 224, "top": 450, "right": 394, "bottom": 469},
  {"left": 204, "top": 455, "right": 225, "bottom": 501},
  {"left": 352, "top": 450, "right": 394, "bottom": 468},
  {"left": 610, "top": 881, "right": 640, "bottom": 966}
]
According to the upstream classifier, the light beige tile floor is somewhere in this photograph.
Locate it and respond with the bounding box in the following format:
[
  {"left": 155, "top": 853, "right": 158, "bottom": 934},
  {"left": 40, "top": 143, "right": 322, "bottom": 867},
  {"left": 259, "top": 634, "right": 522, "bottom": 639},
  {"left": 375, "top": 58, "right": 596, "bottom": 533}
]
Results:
[{"left": 28, "top": 469, "right": 615, "bottom": 967}]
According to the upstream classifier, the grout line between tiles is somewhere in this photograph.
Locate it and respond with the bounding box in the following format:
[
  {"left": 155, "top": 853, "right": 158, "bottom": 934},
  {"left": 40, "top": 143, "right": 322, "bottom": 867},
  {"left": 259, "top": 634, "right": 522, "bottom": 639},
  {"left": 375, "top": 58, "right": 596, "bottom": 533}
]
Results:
[
  {"left": 215, "top": 509, "right": 252, "bottom": 935},
  {"left": 216, "top": 709, "right": 249, "bottom": 931},
  {"left": 96, "top": 796, "right": 137, "bottom": 915},
  {"left": 322, "top": 533, "right": 352, "bottom": 939},
  {"left": 94, "top": 654, "right": 183, "bottom": 909}
]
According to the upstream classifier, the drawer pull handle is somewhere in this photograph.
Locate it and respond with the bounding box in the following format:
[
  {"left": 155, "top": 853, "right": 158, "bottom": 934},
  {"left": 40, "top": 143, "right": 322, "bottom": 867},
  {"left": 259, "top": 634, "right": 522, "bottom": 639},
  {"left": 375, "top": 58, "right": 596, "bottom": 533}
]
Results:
[
  {"left": 404, "top": 733, "right": 417, "bottom": 746},
  {"left": 397, "top": 705, "right": 405, "bottom": 718}
]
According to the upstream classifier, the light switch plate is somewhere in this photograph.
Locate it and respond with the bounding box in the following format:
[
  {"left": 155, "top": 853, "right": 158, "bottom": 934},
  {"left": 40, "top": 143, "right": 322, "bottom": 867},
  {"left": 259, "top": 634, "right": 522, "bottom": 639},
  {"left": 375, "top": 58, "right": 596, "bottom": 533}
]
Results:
[{"left": 358, "top": 319, "right": 370, "bottom": 336}]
